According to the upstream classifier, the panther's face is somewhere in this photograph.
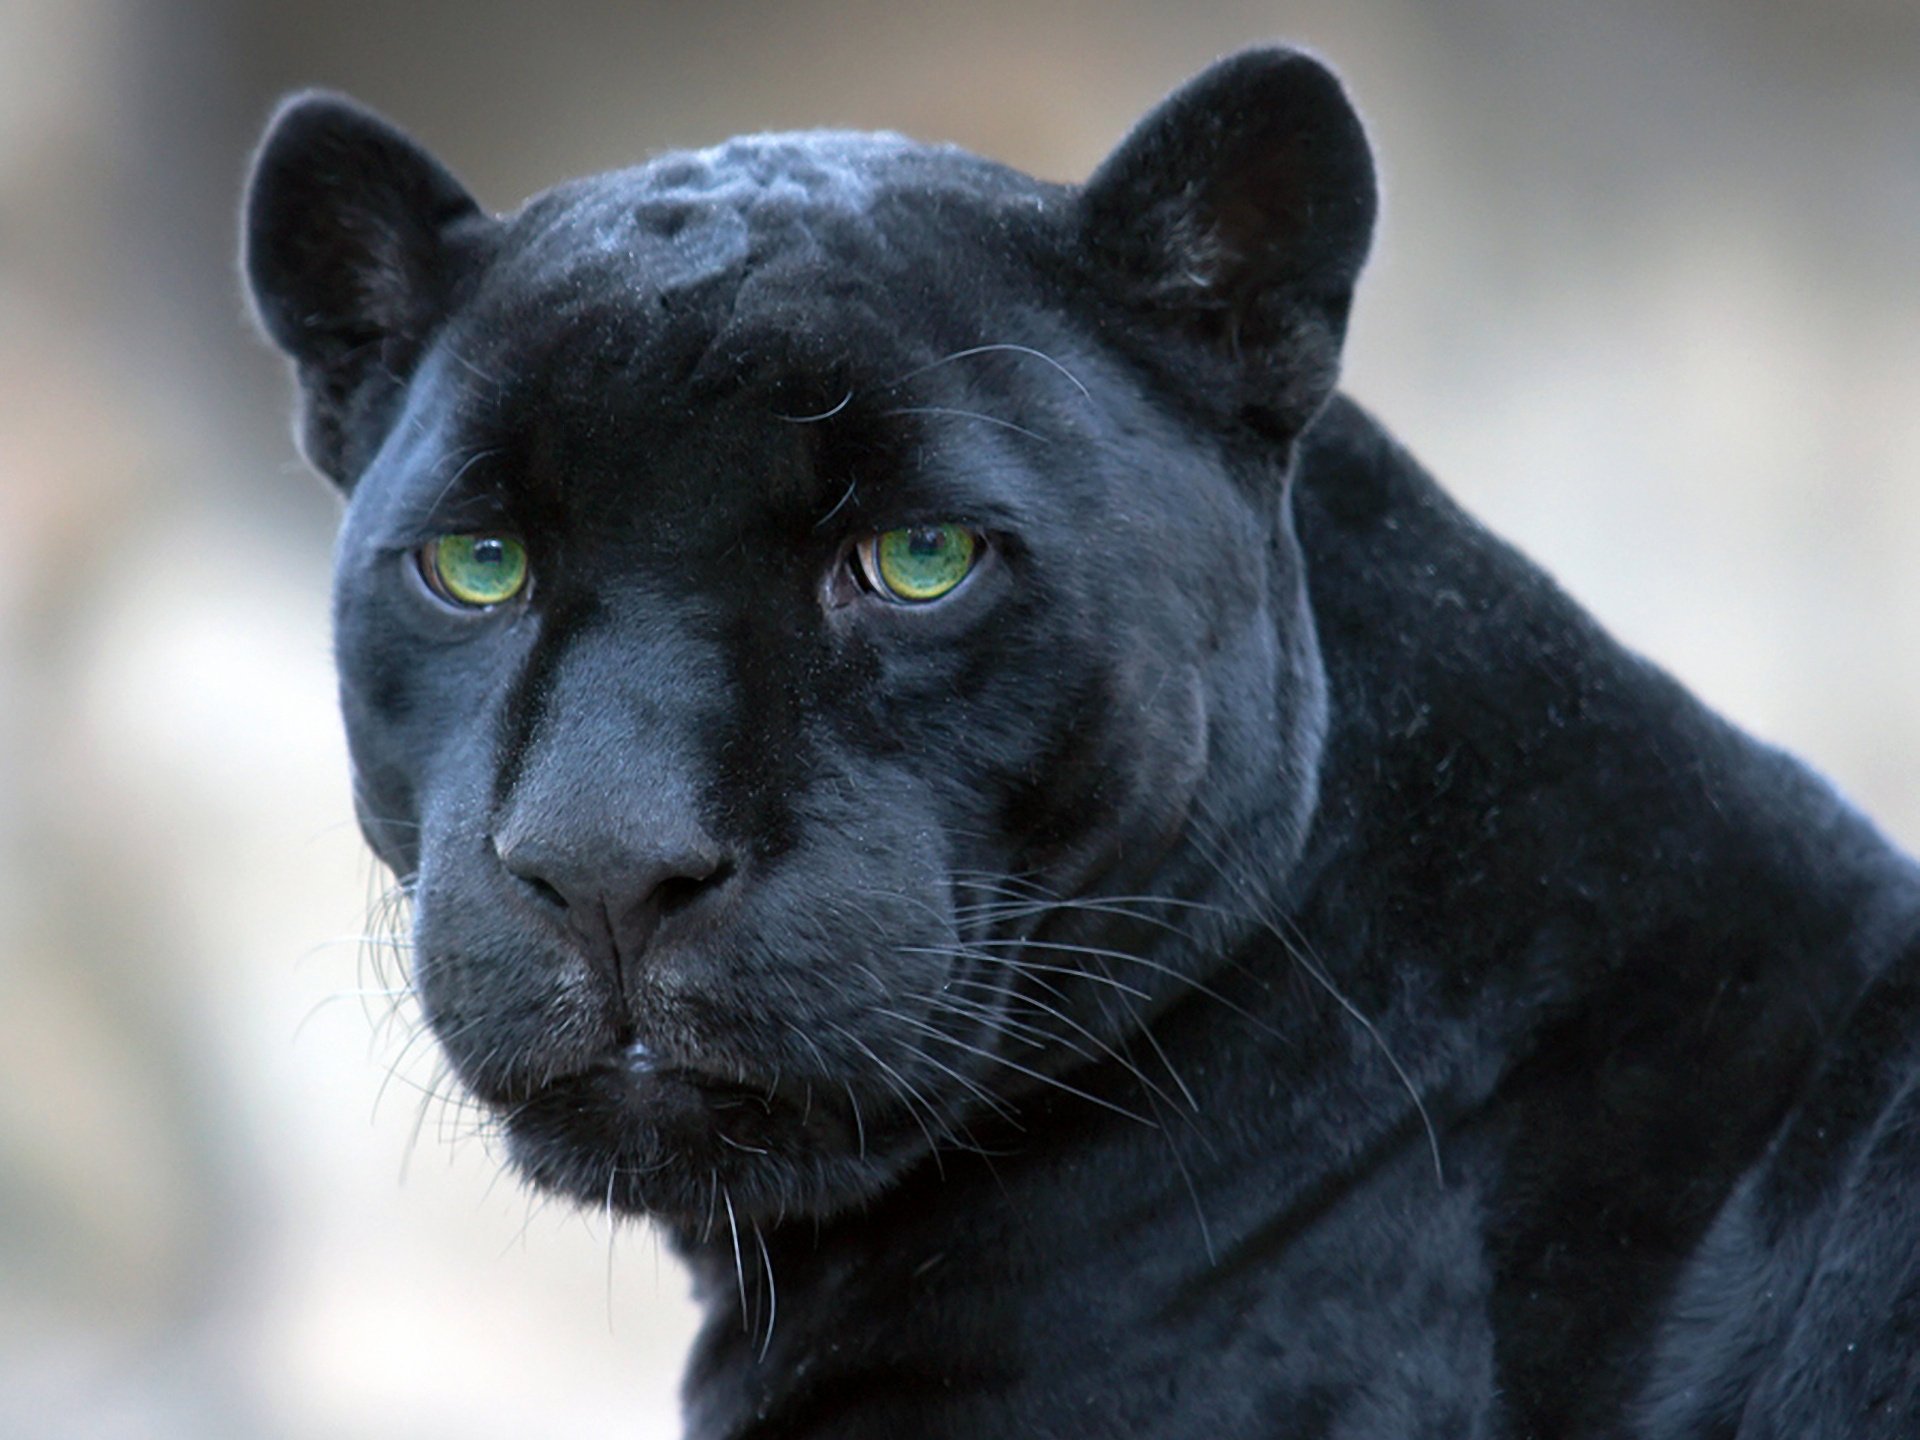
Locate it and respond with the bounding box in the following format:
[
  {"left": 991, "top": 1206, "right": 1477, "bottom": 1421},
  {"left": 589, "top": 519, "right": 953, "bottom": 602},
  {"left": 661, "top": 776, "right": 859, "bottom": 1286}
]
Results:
[{"left": 245, "top": 52, "right": 1374, "bottom": 1227}]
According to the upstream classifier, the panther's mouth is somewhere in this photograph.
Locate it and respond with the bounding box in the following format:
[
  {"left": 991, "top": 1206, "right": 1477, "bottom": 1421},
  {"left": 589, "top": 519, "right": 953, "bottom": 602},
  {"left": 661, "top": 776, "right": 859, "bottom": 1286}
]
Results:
[
  {"left": 517, "top": 1036, "right": 835, "bottom": 1137},
  {"left": 620, "top": 1038, "right": 822, "bottom": 1124},
  {"left": 491, "top": 1033, "right": 872, "bottom": 1223}
]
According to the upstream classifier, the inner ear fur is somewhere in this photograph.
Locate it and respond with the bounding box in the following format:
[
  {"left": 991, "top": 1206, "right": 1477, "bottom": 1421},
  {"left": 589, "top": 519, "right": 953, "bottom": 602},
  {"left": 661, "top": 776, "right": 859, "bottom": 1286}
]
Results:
[
  {"left": 1078, "top": 48, "right": 1377, "bottom": 436},
  {"left": 242, "top": 92, "right": 490, "bottom": 486}
]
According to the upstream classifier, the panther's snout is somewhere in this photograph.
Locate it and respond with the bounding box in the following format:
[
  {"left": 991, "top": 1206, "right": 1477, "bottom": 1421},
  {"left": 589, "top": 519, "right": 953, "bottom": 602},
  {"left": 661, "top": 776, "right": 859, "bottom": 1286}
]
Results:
[
  {"left": 490, "top": 823, "right": 734, "bottom": 925},
  {"left": 489, "top": 825, "right": 739, "bottom": 986}
]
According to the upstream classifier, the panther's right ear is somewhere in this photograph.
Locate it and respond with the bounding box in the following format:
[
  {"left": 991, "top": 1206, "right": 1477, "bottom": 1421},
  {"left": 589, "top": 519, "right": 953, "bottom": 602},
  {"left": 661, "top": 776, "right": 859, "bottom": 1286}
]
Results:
[
  {"left": 242, "top": 92, "right": 492, "bottom": 488},
  {"left": 1078, "top": 49, "right": 1376, "bottom": 441}
]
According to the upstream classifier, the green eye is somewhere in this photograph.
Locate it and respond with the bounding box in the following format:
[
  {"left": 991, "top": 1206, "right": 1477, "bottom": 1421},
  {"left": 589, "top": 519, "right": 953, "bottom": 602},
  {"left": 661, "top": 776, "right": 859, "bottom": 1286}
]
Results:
[
  {"left": 421, "top": 534, "right": 529, "bottom": 608},
  {"left": 858, "top": 525, "right": 980, "bottom": 603}
]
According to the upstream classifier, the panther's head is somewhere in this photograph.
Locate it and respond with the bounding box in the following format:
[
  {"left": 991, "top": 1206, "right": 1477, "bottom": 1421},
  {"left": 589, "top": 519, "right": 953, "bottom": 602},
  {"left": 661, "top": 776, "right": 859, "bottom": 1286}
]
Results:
[{"left": 243, "top": 49, "right": 1375, "bottom": 1228}]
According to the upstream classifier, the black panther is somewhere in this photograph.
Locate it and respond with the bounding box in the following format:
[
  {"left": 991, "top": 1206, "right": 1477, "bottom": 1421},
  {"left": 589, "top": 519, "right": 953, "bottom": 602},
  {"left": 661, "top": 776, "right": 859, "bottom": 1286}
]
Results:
[{"left": 243, "top": 47, "right": 1920, "bottom": 1438}]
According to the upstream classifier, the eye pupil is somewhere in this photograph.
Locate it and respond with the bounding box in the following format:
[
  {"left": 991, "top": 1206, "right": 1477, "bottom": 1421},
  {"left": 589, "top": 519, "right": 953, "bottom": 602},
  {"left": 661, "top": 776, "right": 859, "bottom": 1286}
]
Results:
[
  {"left": 424, "top": 533, "right": 529, "bottom": 608},
  {"left": 863, "top": 524, "right": 979, "bottom": 603}
]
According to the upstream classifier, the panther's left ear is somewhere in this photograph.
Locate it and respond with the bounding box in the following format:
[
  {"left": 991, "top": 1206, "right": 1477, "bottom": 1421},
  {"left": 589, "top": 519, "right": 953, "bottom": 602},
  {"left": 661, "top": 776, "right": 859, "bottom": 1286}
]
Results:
[
  {"left": 1078, "top": 48, "right": 1376, "bottom": 437},
  {"left": 243, "top": 92, "right": 494, "bottom": 488}
]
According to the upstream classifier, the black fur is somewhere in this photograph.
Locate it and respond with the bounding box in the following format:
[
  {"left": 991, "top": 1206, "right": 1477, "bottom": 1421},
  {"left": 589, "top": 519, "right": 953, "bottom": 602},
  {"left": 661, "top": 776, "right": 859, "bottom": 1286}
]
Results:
[{"left": 244, "top": 49, "right": 1920, "bottom": 1438}]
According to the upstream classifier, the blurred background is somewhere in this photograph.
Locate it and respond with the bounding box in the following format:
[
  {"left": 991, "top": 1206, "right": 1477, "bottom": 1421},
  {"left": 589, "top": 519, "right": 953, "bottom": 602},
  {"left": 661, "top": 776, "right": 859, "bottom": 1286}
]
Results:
[{"left": 2, "top": 0, "right": 1916, "bottom": 1435}]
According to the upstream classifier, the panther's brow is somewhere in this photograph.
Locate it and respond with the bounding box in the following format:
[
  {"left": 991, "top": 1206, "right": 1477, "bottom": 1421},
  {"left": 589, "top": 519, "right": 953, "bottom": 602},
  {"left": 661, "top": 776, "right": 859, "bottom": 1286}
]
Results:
[
  {"left": 812, "top": 477, "right": 858, "bottom": 530},
  {"left": 880, "top": 406, "right": 1050, "bottom": 445},
  {"left": 426, "top": 445, "right": 508, "bottom": 514},
  {"left": 773, "top": 389, "right": 855, "bottom": 424},
  {"left": 886, "top": 343, "right": 1092, "bottom": 401}
]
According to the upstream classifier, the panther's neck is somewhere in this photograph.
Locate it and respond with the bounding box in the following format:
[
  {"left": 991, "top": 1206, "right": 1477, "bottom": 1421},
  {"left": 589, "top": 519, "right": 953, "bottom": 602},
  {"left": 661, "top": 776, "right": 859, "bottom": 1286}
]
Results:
[
  {"left": 1290, "top": 394, "right": 1909, "bottom": 1056},
  {"left": 670, "top": 396, "right": 1916, "bottom": 1438}
]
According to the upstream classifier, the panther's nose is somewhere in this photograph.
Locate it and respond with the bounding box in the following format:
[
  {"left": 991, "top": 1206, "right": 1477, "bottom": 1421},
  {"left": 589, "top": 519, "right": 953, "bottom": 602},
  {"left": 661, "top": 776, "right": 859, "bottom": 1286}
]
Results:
[{"left": 492, "top": 825, "right": 734, "bottom": 956}]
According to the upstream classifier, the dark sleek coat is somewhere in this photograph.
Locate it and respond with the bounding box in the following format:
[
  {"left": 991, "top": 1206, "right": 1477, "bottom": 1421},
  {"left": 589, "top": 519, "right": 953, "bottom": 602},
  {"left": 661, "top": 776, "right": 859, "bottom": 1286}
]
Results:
[{"left": 245, "top": 47, "right": 1920, "bottom": 1438}]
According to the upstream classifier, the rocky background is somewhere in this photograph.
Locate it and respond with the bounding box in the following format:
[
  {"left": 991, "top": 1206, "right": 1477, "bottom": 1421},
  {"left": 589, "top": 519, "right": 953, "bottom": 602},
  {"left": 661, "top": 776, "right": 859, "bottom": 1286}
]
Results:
[{"left": 3, "top": 1, "right": 1916, "bottom": 1435}]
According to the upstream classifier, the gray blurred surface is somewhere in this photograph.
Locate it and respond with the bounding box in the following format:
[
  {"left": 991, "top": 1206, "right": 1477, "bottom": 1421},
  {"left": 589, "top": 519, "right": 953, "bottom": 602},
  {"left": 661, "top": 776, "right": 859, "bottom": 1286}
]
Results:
[{"left": 2, "top": 0, "right": 1915, "bottom": 1435}]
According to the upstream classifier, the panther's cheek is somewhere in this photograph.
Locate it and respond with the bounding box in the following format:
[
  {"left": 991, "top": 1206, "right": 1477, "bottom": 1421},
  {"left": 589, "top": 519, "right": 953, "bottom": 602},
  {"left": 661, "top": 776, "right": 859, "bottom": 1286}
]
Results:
[
  {"left": 1008, "top": 660, "right": 1215, "bottom": 899},
  {"left": 1118, "top": 661, "right": 1213, "bottom": 856}
]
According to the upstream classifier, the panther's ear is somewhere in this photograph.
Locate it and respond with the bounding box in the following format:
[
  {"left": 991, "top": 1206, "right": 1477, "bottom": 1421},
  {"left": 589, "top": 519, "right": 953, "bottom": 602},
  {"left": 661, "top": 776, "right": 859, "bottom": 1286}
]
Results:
[
  {"left": 1078, "top": 48, "right": 1376, "bottom": 438},
  {"left": 242, "top": 92, "right": 491, "bottom": 488}
]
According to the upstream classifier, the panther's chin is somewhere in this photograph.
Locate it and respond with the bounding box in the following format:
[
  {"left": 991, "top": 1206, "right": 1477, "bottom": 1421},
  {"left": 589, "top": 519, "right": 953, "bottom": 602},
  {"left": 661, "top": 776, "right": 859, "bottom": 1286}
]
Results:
[{"left": 493, "top": 1043, "right": 906, "bottom": 1228}]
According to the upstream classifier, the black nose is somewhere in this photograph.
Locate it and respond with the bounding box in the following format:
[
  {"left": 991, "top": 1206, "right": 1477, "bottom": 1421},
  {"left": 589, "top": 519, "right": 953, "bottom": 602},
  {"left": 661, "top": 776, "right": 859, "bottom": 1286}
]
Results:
[{"left": 492, "top": 826, "right": 734, "bottom": 955}]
